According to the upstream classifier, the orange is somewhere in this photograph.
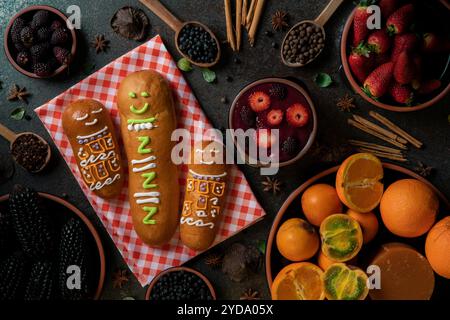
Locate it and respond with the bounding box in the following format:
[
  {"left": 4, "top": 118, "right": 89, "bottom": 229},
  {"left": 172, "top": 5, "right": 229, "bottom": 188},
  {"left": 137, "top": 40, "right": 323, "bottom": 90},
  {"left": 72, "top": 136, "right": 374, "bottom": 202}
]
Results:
[
  {"left": 301, "top": 184, "right": 343, "bottom": 226},
  {"left": 276, "top": 218, "right": 319, "bottom": 262},
  {"left": 336, "top": 153, "right": 384, "bottom": 213},
  {"left": 347, "top": 209, "right": 379, "bottom": 244},
  {"left": 425, "top": 216, "right": 450, "bottom": 279},
  {"left": 317, "top": 251, "right": 358, "bottom": 271},
  {"left": 323, "top": 263, "right": 369, "bottom": 300},
  {"left": 380, "top": 179, "right": 438, "bottom": 238},
  {"left": 271, "top": 262, "right": 325, "bottom": 300},
  {"left": 320, "top": 214, "right": 363, "bottom": 262}
]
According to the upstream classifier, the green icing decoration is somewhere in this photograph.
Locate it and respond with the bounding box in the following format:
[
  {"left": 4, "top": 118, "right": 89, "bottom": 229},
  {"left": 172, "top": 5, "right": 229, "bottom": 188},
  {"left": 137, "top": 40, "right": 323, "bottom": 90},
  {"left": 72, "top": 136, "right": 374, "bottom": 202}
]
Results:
[
  {"left": 130, "top": 103, "right": 149, "bottom": 115},
  {"left": 143, "top": 207, "right": 158, "bottom": 225},
  {"left": 127, "top": 117, "right": 156, "bottom": 124},
  {"left": 129, "top": 92, "right": 137, "bottom": 99},
  {"left": 138, "top": 136, "right": 151, "bottom": 154},
  {"left": 141, "top": 91, "right": 150, "bottom": 97},
  {"left": 142, "top": 172, "right": 157, "bottom": 189}
]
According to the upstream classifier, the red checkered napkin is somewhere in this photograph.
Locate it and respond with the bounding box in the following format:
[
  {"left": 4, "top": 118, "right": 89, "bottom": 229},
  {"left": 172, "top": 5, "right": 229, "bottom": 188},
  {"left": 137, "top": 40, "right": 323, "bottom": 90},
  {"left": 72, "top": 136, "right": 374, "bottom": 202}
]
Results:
[{"left": 35, "top": 35, "right": 265, "bottom": 286}]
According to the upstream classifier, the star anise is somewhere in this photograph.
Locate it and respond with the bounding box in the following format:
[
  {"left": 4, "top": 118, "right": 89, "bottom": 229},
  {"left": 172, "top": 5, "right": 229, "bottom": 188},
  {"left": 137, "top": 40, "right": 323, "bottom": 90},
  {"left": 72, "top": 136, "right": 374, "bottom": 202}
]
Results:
[
  {"left": 92, "top": 34, "right": 110, "bottom": 54},
  {"left": 272, "top": 10, "right": 289, "bottom": 31},
  {"left": 204, "top": 253, "right": 223, "bottom": 269},
  {"left": 336, "top": 94, "right": 356, "bottom": 112},
  {"left": 262, "top": 177, "right": 282, "bottom": 195},
  {"left": 240, "top": 289, "right": 260, "bottom": 300},
  {"left": 112, "top": 269, "right": 129, "bottom": 289},
  {"left": 7, "top": 85, "right": 30, "bottom": 104},
  {"left": 414, "top": 161, "right": 433, "bottom": 178}
]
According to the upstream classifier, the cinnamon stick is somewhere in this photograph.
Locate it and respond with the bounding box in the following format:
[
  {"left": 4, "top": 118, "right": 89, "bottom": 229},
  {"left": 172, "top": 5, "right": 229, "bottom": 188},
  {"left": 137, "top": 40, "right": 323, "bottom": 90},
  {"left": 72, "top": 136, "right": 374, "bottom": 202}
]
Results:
[
  {"left": 369, "top": 111, "right": 423, "bottom": 148},
  {"left": 348, "top": 119, "right": 408, "bottom": 150},
  {"left": 242, "top": 0, "right": 248, "bottom": 26},
  {"left": 349, "top": 140, "right": 403, "bottom": 155},
  {"left": 224, "top": 0, "right": 236, "bottom": 51},
  {"left": 236, "top": 0, "right": 243, "bottom": 51},
  {"left": 248, "top": 0, "right": 265, "bottom": 46},
  {"left": 355, "top": 147, "right": 408, "bottom": 162},
  {"left": 353, "top": 115, "right": 408, "bottom": 145},
  {"left": 246, "top": 0, "right": 257, "bottom": 30}
]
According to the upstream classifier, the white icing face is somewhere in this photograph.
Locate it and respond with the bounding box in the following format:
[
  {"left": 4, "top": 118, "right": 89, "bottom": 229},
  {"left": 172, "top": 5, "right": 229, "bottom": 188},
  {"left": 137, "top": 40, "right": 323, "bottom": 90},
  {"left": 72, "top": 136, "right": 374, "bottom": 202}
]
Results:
[{"left": 75, "top": 107, "right": 103, "bottom": 127}]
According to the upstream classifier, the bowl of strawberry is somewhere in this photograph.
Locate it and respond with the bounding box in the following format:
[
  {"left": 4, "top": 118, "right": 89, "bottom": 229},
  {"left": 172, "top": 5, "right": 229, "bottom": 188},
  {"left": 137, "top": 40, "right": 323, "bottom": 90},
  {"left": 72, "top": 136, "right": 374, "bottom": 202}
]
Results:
[
  {"left": 341, "top": 0, "right": 450, "bottom": 112},
  {"left": 4, "top": 5, "right": 77, "bottom": 79},
  {"left": 229, "top": 78, "right": 317, "bottom": 167}
]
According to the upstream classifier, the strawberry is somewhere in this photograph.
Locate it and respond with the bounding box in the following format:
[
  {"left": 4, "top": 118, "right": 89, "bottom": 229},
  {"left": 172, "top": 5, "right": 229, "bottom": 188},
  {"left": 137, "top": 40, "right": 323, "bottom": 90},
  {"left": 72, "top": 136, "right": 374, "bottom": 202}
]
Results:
[
  {"left": 379, "top": 0, "right": 401, "bottom": 19},
  {"left": 422, "top": 33, "right": 450, "bottom": 54},
  {"left": 255, "top": 129, "right": 276, "bottom": 149},
  {"left": 363, "top": 62, "right": 395, "bottom": 98},
  {"left": 394, "top": 51, "right": 416, "bottom": 85},
  {"left": 389, "top": 82, "right": 414, "bottom": 105},
  {"left": 352, "top": 1, "right": 373, "bottom": 47},
  {"left": 248, "top": 92, "right": 271, "bottom": 112},
  {"left": 266, "top": 109, "right": 284, "bottom": 127},
  {"left": 348, "top": 43, "right": 374, "bottom": 83},
  {"left": 286, "top": 104, "right": 309, "bottom": 128},
  {"left": 387, "top": 4, "right": 415, "bottom": 35},
  {"left": 411, "top": 54, "right": 423, "bottom": 87},
  {"left": 417, "top": 79, "right": 441, "bottom": 95},
  {"left": 391, "top": 33, "right": 419, "bottom": 62},
  {"left": 367, "top": 29, "right": 391, "bottom": 54},
  {"left": 375, "top": 53, "right": 390, "bottom": 66}
]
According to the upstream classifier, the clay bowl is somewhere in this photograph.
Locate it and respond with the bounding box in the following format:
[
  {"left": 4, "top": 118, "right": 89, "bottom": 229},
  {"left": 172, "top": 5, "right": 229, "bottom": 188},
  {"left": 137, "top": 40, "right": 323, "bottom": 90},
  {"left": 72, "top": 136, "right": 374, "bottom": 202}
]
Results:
[
  {"left": 265, "top": 163, "right": 450, "bottom": 300},
  {"left": 228, "top": 77, "right": 318, "bottom": 168},
  {"left": 0, "top": 192, "right": 105, "bottom": 299},
  {"left": 145, "top": 266, "right": 216, "bottom": 300},
  {"left": 341, "top": 0, "right": 450, "bottom": 112},
  {"left": 4, "top": 5, "right": 77, "bottom": 79}
]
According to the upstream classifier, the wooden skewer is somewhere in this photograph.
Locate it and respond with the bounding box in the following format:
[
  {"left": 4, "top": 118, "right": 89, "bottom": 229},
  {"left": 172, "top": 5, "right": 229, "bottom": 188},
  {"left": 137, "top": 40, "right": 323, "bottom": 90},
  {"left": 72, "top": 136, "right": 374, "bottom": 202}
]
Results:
[
  {"left": 349, "top": 140, "right": 403, "bottom": 155},
  {"left": 246, "top": 0, "right": 257, "bottom": 30},
  {"left": 369, "top": 111, "right": 423, "bottom": 149},
  {"left": 242, "top": 0, "right": 248, "bottom": 26},
  {"left": 356, "top": 148, "right": 408, "bottom": 162},
  {"left": 348, "top": 119, "right": 408, "bottom": 150},
  {"left": 224, "top": 0, "right": 236, "bottom": 51},
  {"left": 248, "top": 0, "right": 265, "bottom": 46},
  {"left": 353, "top": 115, "right": 408, "bottom": 145},
  {"left": 236, "top": 0, "right": 243, "bottom": 51}
]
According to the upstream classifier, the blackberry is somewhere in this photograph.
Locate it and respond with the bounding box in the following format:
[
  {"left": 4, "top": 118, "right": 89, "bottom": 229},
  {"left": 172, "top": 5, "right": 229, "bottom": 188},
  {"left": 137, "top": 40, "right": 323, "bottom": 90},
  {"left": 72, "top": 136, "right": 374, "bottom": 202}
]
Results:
[
  {"left": 269, "top": 84, "right": 287, "bottom": 100},
  {"left": 9, "top": 185, "right": 54, "bottom": 259},
  {"left": 14, "top": 41, "right": 27, "bottom": 52},
  {"left": 20, "top": 26, "right": 35, "bottom": 47},
  {"left": 0, "top": 252, "right": 27, "bottom": 300},
  {"left": 31, "top": 10, "right": 50, "bottom": 29},
  {"left": 33, "top": 62, "right": 52, "bottom": 77},
  {"left": 50, "top": 20, "right": 63, "bottom": 31},
  {"left": 239, "top": 105, "right": 256, "bottom": 127},
  {"left": 282, "top": 137, "right": 300, "bottom": 155},
  {"left": 10, "top": 18, "right": 26, "bottom": 44},
  {"left": 16, "top": 51, "right": 31, "bottom": 67},
  {"left": 37, "top": 26, "right": 52, "bottom": 42},
  {"left": 51, "top": 28, "right": 69, "bottom": 46},
  {"left": 30, "top": 42, "right": 50, "bottom": 62},
  {"left": 0, "top": 211, "right": 13, "bottom": 256},
  {"left": 24, "top": 261, "right": 55, "bottom": 300},
  {"left": 53, "top": 46, "right": 72, "bottom": 65},
  {"left": 58, "top": 218, "right": 89, "bottom": 300}
]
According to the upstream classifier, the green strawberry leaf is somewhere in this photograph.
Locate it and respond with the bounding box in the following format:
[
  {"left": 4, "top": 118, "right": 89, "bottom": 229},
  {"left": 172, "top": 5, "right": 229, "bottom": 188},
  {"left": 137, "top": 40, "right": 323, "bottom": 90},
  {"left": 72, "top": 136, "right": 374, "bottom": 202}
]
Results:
[
  {"left": 177, "top": 58, "right": 193, "bottom": 72},
  {"left": 10, "top": 107, "right": 26, "bottom": 121},
  {"left": 315, "top": 73, "right": 333, "bottom": 88},
  {"left": 201, "top": 68, "right": 216, "bottom": 83}
]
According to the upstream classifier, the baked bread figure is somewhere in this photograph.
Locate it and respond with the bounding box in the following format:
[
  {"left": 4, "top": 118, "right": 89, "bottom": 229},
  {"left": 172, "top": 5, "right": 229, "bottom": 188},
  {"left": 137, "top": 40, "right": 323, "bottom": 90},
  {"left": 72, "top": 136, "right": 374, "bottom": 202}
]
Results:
[
  {"left": 180, "top": 140, "right": 228, "bottom": 251},
  {"left": 62, "top": 99, "right": 124, "bottom": 198},
  {"left": 117, "top": 70, "right": 180, "bottom": 247}
]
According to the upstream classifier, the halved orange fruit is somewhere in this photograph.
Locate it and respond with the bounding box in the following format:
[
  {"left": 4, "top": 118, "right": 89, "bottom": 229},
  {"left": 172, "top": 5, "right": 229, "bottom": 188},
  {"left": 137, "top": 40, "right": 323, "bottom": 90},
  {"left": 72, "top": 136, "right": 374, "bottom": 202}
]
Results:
[
  {"left": 271, "top": 262, "right": 325, "bottom": 300},
  {"left": 323, "top": 263, "right": 369, "bottom": 300},
  {"left": 336, "top": 153, "right": 384, "bottom": 213}
]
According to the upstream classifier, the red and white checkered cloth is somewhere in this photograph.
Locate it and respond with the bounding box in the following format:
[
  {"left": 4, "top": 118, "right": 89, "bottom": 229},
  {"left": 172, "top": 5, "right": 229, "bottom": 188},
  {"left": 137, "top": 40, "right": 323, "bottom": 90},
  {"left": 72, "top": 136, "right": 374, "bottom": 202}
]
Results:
[{"left": 35, "top": 35, "right": 265, "bottom": 286}]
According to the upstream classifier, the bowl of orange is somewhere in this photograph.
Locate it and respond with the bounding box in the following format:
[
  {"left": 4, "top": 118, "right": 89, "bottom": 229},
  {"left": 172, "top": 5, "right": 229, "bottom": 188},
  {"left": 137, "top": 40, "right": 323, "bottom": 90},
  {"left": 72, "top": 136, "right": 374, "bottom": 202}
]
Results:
[{"left": 266, "top": 153, "right": 450, "bottom": 300}]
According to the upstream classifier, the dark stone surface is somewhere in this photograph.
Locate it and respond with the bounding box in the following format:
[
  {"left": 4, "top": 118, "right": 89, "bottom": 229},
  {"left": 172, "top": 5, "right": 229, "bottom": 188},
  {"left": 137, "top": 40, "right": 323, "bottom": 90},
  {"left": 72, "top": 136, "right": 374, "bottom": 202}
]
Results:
[{"left": 0, "top": 0, "right": 448, "bottom": 300}]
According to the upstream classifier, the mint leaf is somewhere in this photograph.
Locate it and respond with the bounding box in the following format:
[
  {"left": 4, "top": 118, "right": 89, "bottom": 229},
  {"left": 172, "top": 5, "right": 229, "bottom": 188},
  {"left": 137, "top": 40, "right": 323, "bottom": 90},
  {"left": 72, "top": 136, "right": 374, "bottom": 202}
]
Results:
[
  {"left": 177, "top": 58, "right": 193, "bottom": 72},
  {"left": 315, "top": 73, "right": 333, "bottom": 88},
  {"left": 10, "top": 107, "right": 26, "bottom": 121},
  {"left": 201, "top": 68, "right": 216, "bottom": 83}
]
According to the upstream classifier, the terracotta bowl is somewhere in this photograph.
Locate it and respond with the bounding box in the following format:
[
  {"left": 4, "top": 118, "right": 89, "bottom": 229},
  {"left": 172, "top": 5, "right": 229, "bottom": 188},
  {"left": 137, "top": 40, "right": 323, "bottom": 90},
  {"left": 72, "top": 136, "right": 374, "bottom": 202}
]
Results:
[
  {"left": 0, "top": 192, "right": 105, "bottom": 300},
  {"left": 228, "top": 77, "right": 318, "bottom": 168},
  {"left": 341, "top": 1, "right": 450, "bottom": 112},
  {"left": 265, "top": 163, "right": 450, "bottom": 299},
  {"left": 4, "top": 5, "right": 77, "bottom": 79},
  {"left": 145, "top": 266, "right": 216, "bottom": 300}
]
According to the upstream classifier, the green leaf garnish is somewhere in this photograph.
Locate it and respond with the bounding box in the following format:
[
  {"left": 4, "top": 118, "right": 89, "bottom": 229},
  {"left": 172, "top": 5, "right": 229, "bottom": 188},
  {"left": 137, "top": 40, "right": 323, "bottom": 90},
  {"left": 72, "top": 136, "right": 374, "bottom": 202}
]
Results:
[
  {"left": 10, "top": 107, "right": 26, "bottom": 120},
  {"left": 315, "top": 73, "right": 333, "bottom": 88},
  {"left": 177, "top": 58, "right": 193, "bottom": 72},
  {"left": 201, "top": 68, "right": 216, "bottom": 83},
  {"left": 257, "top": 240, "right": 266, "bottom": 254}
]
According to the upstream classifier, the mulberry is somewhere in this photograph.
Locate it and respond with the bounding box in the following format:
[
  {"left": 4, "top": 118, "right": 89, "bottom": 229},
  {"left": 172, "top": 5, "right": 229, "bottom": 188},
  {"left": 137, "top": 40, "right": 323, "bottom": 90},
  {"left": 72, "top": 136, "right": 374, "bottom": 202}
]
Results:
[
  {"left": 30, "top": 42, "right": 50, "bottom": 62},
  {"left": 0, "top": 252, "right": 27, "bottom": 300},
  {"left": 24, "top": 261, "right": 55, "bottom": 300},
  {"left": 20, "top": 26, "right": 35, "bottom": 47},
  {"left": 10, "top": 18, "right": 26, "bottom": 44},
  {"left": 9, "top": 185, "right": 54, "bottom": 259},
  {"left": 31, "top": 10, "right": 50, "bottom": 29},
  {"left": 33, "top": 62, "right": 52, "bottom": 77},
  {"left": 53, "top": 46, "right": 72, "bottom": 65},
  {"left": 51, "top": 28, "right": 69, "bottom": 46}
]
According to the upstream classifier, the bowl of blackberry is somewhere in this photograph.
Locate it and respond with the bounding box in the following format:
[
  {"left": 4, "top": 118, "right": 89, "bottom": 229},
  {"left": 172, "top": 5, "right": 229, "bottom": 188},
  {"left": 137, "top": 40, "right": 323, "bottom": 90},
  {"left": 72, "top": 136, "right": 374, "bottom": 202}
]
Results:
[
  {"left": 4, "top": 5, "right": 77, "bottom": 79},
  {"left": 0, "top": 185, "right": 105, "bottom": 300}
]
